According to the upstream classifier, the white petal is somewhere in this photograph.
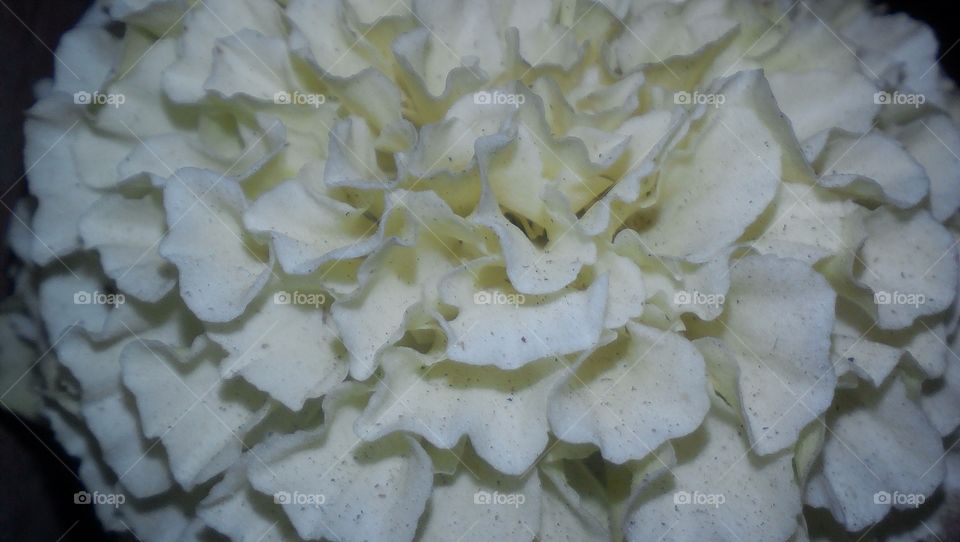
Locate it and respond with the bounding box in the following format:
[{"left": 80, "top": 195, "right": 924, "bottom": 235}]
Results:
[
  {"left": 79, "top": 192, "right": 176, "bottom": 303},
  {"left": 548, "top": 322, "right": 710, "bottom": 464},
  {"left": 857, "top": 208, "right": 958, "bottom": 330},
  {"left": 817, "top": 131, "right": 929, "bottom": 208},
  {"left": 57, "top": 326, "right": 180, "bottom": 498},
  {"left": 638, "top": 71, "right": 787, "bottom": 262},
  {"left": 896, "top": 115, "right": 960, "bottom": 222},
  {"left": 204, "top": 30, "right": 293, "bottom": 101},
  {"left": 624, "top": 403, "right": 802, "bottom": 542},
  {"left": 357, "top": 347, "right": 560, "bottom": 475},
  {"left": 247, "top": 383, "right": 433, "bottom": 542},
  {"left": 595, "top": 248, "right": 645, "bottom": 329},
  {"left": 609, "top": 0, "right": 737, "bottom": 73},
  {"left": 53, "top": 24, "right": 121, "bottom": 96},
  {"left": 332, "top": 236, "right": 457, "bottom": 379},
  {"left": 767, "top": 69, "right": 879, "bottom": 143},
  {"left": 418, "top": 452, "right": 543, "bottom": 542},
  {"left": 440, "top": 263, "right": 607, "bottom": 370},
  {"left": 197, "top": 456, "right": 299, "bottom": 542},
  {"left": 162, "top": 0, "right": 284, "bottom": 103},
  {"left": 920, "top": 333, "right": 960, "bottom": 436},
  {"left": 748, "top": 183, "right": 864, "bottom": 265},
  {"left": 159, "top": 168, "right": 272, "bottom": 323},
  {"left": 207, "top": 293, "right": 348, "bottom": 411},
  {"left": 120, "top": 340, "right": 268, "bottom": 489},
  {"left": 243, "top": 179, "right": 379, "bottom": 275},
  {"left": 805, "top": 378, "right": 945, "bottom": 531},
  {"left": 715, "top": 254, "right": 836, "bottom": 455},
  {"left": 24, "top": 97, "right": 100, "bottom": 264}
]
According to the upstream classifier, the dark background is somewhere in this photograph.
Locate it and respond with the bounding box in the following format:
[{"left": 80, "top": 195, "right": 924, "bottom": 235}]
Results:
[{"left": 1, "top": 0, "right": 958, "bottom": 540}]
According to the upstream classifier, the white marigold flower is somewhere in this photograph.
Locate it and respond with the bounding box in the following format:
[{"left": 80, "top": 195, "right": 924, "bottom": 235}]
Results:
[{"left": 3, "top": 0, "right": 960, "bottom": 540}]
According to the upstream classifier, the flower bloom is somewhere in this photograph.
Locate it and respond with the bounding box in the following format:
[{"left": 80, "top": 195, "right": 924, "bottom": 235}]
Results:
[{"left": 3, "top": 0, "right": 960, "bottom": 540}]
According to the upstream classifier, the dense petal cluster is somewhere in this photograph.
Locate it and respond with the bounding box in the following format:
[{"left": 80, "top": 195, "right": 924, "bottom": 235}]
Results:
[{"left": 2, "top": 0, "right": 960, "bottom": 540}]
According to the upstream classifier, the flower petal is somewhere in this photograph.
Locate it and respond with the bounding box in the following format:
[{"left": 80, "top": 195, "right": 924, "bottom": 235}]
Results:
[
  {"left": 159, "top": 168, "right": 272, "bottom": 323},
  {"left": 357, "top": 347, "right": 560, "bottom": 475},
  {"left": 548, "top": 322, "right": 710, "bottom": 464},
  {"left": 247, "top": 383, "right": 433, "bottom": 542}
]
